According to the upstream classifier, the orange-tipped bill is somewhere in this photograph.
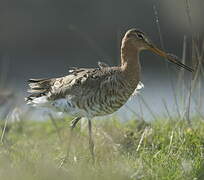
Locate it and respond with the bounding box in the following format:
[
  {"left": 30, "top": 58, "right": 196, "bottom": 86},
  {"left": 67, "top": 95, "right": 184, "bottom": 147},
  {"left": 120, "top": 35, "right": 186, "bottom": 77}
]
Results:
[{"left": 149, "top": 46, "right": 194, "bottom": 72}]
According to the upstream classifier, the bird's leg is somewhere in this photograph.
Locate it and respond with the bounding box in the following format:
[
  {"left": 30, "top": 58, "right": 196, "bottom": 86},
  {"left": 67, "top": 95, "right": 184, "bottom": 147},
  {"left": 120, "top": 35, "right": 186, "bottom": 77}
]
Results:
[
  {"left": 58, "top": 116, "right": 81, "bottom": 168},
  {"left": 67, "top": 117, "right": 81, "bottom": 154},
  {"left": 88, "top": 118, "right": 95, "bottom": 162},
  {"left": 70, "top": 117, "right": 81, "bottom": 129},
  {"left": 48, "top": 113, "right": 62, "bottom": 142}
]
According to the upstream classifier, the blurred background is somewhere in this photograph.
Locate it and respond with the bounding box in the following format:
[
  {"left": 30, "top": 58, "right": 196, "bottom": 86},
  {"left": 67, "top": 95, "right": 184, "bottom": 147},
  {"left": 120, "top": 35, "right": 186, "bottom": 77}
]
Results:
[{"left": 0, "top": 0, "right": 203, "bottom": 120}]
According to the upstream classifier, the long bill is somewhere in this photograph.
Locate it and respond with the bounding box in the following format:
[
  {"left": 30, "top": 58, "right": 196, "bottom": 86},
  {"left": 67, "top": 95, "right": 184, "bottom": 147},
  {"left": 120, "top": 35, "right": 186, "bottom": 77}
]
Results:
[{"left": 149, "top": 45, "right": 194, "bottom": 72}]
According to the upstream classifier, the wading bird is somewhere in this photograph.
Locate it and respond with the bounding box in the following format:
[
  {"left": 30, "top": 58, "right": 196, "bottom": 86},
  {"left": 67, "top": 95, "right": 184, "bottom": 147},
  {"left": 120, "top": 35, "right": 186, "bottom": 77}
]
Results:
[{"left": 25, "top": 28, "right": 194, "bottom": 160}]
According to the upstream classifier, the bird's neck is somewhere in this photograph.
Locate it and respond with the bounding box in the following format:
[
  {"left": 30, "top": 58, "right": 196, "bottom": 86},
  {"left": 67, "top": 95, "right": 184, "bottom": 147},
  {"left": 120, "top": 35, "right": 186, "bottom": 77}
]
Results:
[{"left": 120, "top": 41, "right": 141, "bottom": 86}]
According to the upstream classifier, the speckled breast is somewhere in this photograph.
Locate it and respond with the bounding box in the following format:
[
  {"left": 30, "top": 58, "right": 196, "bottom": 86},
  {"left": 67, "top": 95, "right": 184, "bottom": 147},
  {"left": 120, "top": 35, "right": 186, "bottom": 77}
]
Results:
[{"left": 74, "top": 83, "right": 136, "bottom": 117}]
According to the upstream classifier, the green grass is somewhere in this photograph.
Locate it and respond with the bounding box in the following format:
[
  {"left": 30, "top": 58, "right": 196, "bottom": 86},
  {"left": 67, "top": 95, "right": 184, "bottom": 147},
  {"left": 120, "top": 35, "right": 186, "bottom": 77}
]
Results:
[{"left": 0, "top": 117, "right": 204, "bottom": 180}]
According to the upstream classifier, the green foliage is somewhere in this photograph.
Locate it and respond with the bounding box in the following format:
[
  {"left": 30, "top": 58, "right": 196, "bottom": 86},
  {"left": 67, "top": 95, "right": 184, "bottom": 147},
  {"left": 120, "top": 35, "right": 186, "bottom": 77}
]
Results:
[{"left": 0, "top": 117, "right": 204, "bottom": 180}]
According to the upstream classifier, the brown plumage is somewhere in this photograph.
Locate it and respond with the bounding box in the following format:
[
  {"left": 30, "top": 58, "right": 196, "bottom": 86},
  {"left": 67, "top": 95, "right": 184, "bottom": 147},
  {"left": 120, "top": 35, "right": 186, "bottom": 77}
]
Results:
[{"left": 25, "top": 28, "right": 194, "bottom": 159}]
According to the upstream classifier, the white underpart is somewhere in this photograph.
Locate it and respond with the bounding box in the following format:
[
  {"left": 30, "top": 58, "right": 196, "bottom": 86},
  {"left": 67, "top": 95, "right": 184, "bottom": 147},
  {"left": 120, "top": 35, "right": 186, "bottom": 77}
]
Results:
[
  {"left": 52, "top": 97, "right": 85, "bottom": 116},
  {"left": 27, "top": 96, "right": 49, "bottom": 107},
  {"left": 131, "top": 81, "right": 144, "bottom": 97},
  {"left": 28, "top": 93, "right": 85, "bottom": 116}
]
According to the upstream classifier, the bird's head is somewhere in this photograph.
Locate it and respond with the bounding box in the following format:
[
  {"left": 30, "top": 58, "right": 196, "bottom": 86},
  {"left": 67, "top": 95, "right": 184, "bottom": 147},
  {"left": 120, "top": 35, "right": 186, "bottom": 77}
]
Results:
[
  {"left": 123, "top": 28, "right": 194, "bottom": 72},
  {"left": 124, "top": 28, "right": 152, "bottom": 50}
]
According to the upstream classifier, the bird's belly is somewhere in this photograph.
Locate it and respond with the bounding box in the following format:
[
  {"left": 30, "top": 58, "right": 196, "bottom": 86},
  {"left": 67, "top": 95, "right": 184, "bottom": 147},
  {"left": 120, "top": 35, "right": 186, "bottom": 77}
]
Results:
[
  {"left": 51, "top": 98, "right": 85, "bottom": 116},
  {"left": 84, "top": 93, "right": 131, "bottom": 117}
]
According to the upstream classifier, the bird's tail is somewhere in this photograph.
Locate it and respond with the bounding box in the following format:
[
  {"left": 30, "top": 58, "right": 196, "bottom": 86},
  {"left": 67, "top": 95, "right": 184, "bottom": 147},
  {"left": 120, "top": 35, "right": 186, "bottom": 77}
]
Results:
[{"left": 25, "top": 78, "right": 55, "bottom": 105}]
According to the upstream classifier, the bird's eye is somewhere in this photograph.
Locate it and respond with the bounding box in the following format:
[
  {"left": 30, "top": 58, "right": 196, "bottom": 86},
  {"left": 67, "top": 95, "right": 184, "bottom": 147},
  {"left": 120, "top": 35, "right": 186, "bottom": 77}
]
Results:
[{"left": 137, "top": 33, "right": 144, "bottom": 39}]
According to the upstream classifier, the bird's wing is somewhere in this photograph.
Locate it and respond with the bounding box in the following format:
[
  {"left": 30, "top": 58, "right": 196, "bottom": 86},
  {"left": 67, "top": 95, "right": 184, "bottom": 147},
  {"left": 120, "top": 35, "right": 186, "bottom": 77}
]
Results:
[
  {"left": 25, "top": 67, "right": 118, "bottom": 103},
  {"left": 97, "top": 61, "right": 109, "bottom": 69}
]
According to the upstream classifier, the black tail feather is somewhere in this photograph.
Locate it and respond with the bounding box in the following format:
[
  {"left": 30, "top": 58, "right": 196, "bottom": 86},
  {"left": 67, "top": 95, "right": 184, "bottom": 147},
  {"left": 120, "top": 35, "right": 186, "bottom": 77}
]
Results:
[{"left": 26, "top": 78, "right": 55, "bottom": 103}]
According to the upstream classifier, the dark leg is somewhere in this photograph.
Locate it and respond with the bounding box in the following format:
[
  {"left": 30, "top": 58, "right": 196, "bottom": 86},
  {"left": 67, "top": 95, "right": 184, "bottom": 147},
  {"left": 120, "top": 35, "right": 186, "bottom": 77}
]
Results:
[
  {"left": 58, "top": 116, "right": 81, "bottom": 168},
  {"left": 70, "top": 117, "right": 81, "bottom": 129},
  {"left": 88, "top": 118, "right": 95, "bottom": 162},
  {"left": 68, "top": 117, "right": 82, "bottom": 157},
  {"left": 48, "top": 113, "right": 62, "bottom": 142}
]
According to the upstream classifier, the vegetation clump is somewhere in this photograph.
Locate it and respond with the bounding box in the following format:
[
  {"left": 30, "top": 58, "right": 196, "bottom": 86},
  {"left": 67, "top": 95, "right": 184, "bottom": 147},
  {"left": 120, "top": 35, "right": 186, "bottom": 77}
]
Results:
[{"left": 0, "top": 117, "right": 204, "bottom": 180}]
